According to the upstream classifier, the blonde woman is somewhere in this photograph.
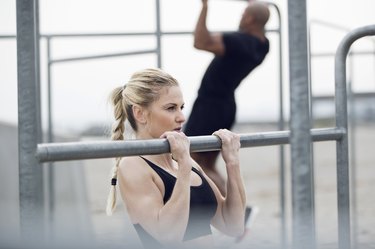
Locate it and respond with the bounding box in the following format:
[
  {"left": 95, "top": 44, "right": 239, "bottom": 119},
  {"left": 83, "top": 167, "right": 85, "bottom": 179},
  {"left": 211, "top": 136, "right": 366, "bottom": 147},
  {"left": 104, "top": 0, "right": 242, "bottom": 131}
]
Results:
[{"left": 106, "top": 68, "right": 246, "bottom": 249}]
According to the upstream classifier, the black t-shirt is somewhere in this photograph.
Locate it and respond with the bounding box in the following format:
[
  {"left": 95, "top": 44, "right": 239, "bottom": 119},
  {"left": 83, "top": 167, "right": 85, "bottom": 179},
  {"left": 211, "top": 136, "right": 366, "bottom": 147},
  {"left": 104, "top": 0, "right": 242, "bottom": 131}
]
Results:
[{"left": 197, "top": 32, "right": 269, "bottom": 99}]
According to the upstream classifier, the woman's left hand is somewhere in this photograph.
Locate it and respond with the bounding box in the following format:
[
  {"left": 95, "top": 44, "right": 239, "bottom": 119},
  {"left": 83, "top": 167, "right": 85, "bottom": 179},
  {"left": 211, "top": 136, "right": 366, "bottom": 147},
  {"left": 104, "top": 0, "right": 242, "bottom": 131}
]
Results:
[{"left": 212, "top": 129, "right": 240, "bottom": 166}]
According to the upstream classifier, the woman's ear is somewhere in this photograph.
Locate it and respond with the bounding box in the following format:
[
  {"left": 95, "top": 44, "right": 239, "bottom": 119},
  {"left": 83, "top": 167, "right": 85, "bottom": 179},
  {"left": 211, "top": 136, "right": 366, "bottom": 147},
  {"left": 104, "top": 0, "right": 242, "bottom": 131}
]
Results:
[{"left": 132, "top": 105, "right": 147, "bottom": 124}]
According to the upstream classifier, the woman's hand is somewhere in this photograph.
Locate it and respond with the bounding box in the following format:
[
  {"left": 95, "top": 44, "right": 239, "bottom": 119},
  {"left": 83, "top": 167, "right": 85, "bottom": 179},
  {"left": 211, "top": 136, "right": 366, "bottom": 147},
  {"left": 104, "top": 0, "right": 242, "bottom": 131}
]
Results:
[
  {"left": 161, "top": 131, "right": 191, "bottom": 173},
  {"left": 213, "top": 129, "right": 241, "bottom": 166}
]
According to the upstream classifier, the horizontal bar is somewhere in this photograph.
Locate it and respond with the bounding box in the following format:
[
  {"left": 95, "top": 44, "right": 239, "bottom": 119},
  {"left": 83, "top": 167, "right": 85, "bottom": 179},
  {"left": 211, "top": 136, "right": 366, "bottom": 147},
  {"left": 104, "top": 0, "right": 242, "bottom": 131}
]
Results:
[
  {"left": 313, "top": 91, "right": 375, "bottom": 101},
  {"left": 37, "top": 127, "right": 345, "bottom": 163},
  {"left": 312, "top": 50, "right": 375, "bottom": 58},
  {"left": 0, "top": 35, "right": 16, "bottom": 39},
  {"left": 163, "top": 28, "right": 281, "bottom": 35},
  {"left": 50, "top": 49, "right": 157, "bottom": 64},
  {"left": 1, "top": 27, "right": 280, "bottom": 40}
]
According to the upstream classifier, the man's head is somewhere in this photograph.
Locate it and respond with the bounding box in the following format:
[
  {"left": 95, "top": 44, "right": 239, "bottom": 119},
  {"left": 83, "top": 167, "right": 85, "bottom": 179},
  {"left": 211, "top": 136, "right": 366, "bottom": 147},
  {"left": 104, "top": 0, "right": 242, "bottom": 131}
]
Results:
[{"left": 239, "top": 2, "right": 270, "bottom": 32}]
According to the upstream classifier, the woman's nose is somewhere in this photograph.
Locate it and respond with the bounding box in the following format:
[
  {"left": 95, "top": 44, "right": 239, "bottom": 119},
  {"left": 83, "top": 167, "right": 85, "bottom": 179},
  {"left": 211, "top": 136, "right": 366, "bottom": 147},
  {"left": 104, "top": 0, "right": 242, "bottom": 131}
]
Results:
[{"left": 177, "top": 110, "right": 186, "bottom": 123}]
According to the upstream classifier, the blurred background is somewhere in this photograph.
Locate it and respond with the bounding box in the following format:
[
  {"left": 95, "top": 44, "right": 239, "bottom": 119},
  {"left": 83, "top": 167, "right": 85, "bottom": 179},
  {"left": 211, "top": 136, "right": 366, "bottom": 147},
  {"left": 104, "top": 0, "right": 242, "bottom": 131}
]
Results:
[{"left": 0, "top": 0, "right": 374, "bottom": 248}]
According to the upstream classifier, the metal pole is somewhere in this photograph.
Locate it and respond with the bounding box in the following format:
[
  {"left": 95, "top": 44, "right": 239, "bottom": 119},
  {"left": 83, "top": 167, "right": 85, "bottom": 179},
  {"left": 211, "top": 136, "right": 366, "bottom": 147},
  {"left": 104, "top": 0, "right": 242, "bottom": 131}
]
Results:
[
  {"left": 36, "top": 128, "right": 344, "bottom": 162},
  {"left": 334, "top": 24, "right": 375, "bottom": 249},
  {"left": 288, "top": 0, "right": 315, "bottom": 249},
  {"left": 35, "top": 0, "right": 42, "bottom": 143},
  {"left": 272, "top": 4, "right": 287, "bottom": 248},
  {"left": 347, "top": 55, "right": 358, "bottom": 249},
  {"left": 307, "top": 17, "right": 317, "bottom": 247},
  {"left": 155, "top": 0, "right": 162, "bottom": 68},
  {"left": 45, "top": 36, "right": 56, "bottom": 240},
  {"left": 16, "top": 0, "right": 44, "bottom": 243}
]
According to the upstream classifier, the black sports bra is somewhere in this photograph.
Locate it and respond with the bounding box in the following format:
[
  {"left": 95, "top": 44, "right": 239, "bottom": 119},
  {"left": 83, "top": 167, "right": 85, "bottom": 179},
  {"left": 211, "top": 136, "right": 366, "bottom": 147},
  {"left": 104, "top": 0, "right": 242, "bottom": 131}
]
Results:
[{"left": 133, "top": 157, "right": 218, "bottom": 248}]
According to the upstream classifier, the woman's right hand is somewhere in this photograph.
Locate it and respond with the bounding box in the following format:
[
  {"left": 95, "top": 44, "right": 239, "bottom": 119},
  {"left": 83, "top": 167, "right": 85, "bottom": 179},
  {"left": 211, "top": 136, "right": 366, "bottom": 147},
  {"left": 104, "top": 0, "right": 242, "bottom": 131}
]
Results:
[{"left": 161, "top": 131, "right": 192, "bottom": 172}]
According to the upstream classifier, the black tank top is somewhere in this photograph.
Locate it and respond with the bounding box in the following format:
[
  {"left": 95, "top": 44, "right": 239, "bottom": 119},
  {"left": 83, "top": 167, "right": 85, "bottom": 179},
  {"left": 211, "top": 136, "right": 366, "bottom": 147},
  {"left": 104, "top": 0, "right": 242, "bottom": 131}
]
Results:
[{"left": 133, "top": 157, "right": 218, "bottom": 248}]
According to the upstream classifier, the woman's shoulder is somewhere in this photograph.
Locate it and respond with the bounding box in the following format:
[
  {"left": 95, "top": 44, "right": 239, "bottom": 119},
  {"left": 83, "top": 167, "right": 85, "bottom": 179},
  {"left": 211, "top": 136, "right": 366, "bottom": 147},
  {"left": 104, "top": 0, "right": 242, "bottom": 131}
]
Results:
[{"left": 118, "top": 156, "right": 152, "bottom": 182}]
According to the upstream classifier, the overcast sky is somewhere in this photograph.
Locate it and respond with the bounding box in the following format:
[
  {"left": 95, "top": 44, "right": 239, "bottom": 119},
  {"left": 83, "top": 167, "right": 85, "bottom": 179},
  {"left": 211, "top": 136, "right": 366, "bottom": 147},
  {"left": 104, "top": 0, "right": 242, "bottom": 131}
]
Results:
[{"left": 0, "top": 0, "right": 374, "bottom": 134}]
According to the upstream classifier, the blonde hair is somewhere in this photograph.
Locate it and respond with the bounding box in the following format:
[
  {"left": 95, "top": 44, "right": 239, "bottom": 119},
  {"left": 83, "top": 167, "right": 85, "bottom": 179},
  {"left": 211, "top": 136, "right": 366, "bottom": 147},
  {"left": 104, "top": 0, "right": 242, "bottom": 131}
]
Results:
[{"left": 106, "top": 68, "right": 179, "bottom": 215}]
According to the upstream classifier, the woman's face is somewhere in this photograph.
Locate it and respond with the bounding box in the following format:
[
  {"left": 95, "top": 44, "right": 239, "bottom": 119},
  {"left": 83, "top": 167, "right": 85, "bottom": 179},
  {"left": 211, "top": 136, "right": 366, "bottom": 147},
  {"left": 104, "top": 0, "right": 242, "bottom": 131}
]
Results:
[{"left": 144, "top": 86, "right": 186, "bottom": 138}]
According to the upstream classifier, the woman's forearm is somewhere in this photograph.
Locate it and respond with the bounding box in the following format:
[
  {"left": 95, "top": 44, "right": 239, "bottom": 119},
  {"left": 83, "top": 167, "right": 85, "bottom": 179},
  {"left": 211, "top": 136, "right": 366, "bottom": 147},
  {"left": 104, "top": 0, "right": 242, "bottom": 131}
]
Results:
[
  {"left": 222, "top": 163, "right": 246, "bottom": 236},
  {"left": 155, "top": 159, "right": 191, "bottom": 243}
]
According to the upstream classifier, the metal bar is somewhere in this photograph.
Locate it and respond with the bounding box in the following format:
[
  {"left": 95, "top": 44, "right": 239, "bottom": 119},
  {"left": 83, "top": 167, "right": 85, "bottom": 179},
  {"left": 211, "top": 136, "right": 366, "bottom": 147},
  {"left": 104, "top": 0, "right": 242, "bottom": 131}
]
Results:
[
  {"left": 42, "top": 32, "right": 159, "bottom": 38},
  {"left": 50, "top": 49, "right": 157, "bottom": 64},
  {"left": 334, "top": 24, "right": 375, "bottom": 249},
  {"left": 36, "top": 128, "right": 344, "bottom": 163},
  {"left": 272, "top": 3, "right": 287, "bottom": 248},
  {"left": 288, "top": 0, "right": 315, "bottom": 248},
  {"left": 0, "top": 28, "right": 280, "bottom": 40},
  {"left": 311, "top": 51, "right": 375, "bottom": 58},
  {"left": 35, "top": 0, "right": 42, "bottom": 144},
  {"left": 347, "top": 59, "right": 358, "bottom": 249},
  {"left": 161, "top": 28, "right": 280, "bottom": 35},
  {"left": 155, "top": 0, "right": 162, "bottom": 68},
  {"left": 0, "top": 35, "right": 17, "bottom": 38},
  {"left": 312, "top": 92, "right": 375, "bottom": 101},
  {"left": 47, "top": 38, "right": 53, "bottom": 143},
  {"left": 307, "top": 17, "right": 317, "bottom": 249},
  {"left": 16, "top": 0, "right": 44, "bottom": 242},
  {"left": 45, "top": 36, "right": 56, "bottom": 240}
]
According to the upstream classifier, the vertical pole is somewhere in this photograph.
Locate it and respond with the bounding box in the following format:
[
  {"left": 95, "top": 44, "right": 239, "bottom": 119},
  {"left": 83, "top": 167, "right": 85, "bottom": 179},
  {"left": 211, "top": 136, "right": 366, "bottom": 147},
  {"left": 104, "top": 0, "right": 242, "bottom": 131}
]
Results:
[
  {"left": 333, "top": 24, "right": 374, "bottom": 249},
  {"left": 35, "top": 0, "right": 42, "bottom": 143},
  {"left": 334, "top": 28, "right": 353, "bottom": 249},
  {"left": 335, "top": 54, "right": 351, "bottom": 249},
  {"left": 16, "top": 0, "right": 44, "bottom": 243},
  {"left": 287, "top": 0, "right": 315, "bottom": 249},
  {"left": 155, "top": 0, "right": 162, "bottom": 68},
  {"left": 47, "top": 38, "right": 54, "bottom": 143},
  {"left": 46, "top": 37, "right": 56, "bottom": 240},
  {"left": 274, "top": 5, "right": 287, "bottom": 249},
  {"left": 307, "top": 16, "right": 317, "bottom": 242},
  {"left": 347, "top": 56, "right": 358, "bottom": 249}
]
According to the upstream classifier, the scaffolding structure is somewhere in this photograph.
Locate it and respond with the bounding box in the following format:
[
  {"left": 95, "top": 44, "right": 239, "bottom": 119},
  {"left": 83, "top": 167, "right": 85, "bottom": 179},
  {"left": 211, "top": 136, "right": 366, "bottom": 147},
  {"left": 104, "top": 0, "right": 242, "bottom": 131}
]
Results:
[{"left": 9, "top": 0, "right": 375, "bottom": 248}]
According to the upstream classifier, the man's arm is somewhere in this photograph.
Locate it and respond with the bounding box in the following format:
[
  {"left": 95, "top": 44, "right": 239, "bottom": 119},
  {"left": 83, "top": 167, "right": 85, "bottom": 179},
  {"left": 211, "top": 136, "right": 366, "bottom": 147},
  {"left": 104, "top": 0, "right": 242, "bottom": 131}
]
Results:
[{"left": 193, "top": 0, "right": 225, "bottom": 56}]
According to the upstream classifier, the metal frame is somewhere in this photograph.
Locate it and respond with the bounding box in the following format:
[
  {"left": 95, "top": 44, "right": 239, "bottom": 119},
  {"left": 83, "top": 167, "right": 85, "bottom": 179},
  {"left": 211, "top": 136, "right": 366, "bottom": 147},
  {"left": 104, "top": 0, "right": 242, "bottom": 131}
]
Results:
[
  {"left": 16, "top": 0, "right": 44, "bottom": 242},
  {"left": 309, "top": 20, "right": 375, "bottom": 249},
  {"left": 334, "top": 25, "right": 375, "bottom": 249},
  {"left": 12, "top": 0, "right": 375, "bottom": 247},
  {"left": 39, "top": 2, "right": 287, "bottom": 247}
]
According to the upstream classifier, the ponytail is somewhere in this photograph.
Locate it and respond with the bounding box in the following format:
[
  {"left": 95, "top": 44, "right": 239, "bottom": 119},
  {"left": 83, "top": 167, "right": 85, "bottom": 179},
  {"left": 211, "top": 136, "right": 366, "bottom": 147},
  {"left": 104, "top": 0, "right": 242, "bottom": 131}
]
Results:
[
  {"left": 106, "top": 165, "right": 119, "bottom": 216},
  {"left": 106, "top": 86, "right": 126, "bottom": 216}
]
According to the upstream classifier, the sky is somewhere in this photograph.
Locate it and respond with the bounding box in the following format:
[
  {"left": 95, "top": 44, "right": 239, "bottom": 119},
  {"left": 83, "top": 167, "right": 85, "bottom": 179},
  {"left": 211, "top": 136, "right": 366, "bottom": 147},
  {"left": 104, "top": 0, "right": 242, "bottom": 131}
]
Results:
[{"left": 0, "top": 0, "right": 374, "bottom": 135}]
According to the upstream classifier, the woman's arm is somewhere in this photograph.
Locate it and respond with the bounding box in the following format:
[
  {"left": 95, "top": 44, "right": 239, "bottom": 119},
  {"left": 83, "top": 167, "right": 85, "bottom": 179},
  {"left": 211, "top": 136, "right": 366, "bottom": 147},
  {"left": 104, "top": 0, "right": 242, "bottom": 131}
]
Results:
[
  {"left": 205, "top": 129, "right": 246, "bottom": 236},
  {"left": 118, "top": 132, "right": 192, "bottom": 245}
]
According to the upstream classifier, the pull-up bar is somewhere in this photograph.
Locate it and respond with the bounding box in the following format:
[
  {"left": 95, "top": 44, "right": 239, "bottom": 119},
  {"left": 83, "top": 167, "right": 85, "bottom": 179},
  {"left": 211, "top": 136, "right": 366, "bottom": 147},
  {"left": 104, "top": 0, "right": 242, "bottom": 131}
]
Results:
[{"left": 37, "top": 127, "right": 344, "bottom": 162}]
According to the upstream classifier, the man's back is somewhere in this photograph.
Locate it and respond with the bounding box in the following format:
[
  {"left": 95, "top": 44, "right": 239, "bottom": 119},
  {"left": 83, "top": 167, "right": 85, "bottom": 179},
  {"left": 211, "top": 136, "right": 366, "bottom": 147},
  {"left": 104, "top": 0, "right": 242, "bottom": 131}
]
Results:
[{"left": 198, "top": 32, "right": 269, "bottom": 99}]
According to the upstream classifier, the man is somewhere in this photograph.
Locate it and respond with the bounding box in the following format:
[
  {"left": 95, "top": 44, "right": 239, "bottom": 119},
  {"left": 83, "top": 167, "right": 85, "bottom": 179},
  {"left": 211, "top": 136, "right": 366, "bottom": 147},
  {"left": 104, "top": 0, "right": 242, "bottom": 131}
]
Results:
[{"left": 184, "top": 0, "right": 270, "bottom": 195}]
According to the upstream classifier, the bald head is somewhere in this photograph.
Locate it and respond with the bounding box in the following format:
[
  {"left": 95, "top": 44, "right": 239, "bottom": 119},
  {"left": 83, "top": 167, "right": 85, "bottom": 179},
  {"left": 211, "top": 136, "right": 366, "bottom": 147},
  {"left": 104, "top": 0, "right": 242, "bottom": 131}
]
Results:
[{"left": 246, "top": 2, "right": 270, "bottom": 28}]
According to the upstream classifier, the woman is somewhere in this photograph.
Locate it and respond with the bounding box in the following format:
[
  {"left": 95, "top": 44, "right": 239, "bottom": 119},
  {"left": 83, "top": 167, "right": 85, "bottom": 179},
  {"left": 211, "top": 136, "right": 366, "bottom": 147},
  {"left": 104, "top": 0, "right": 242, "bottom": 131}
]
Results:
[{"left": 106, "top": 68, "right": 246, "bottom": 249}]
